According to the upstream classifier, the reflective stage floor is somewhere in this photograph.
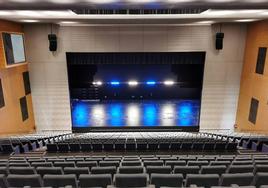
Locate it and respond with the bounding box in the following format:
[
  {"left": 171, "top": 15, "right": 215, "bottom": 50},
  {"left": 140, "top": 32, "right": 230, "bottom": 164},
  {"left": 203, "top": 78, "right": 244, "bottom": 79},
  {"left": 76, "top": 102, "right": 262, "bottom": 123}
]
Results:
[{"left": 71, "top": 100, "right": 200, "bottom": 128}]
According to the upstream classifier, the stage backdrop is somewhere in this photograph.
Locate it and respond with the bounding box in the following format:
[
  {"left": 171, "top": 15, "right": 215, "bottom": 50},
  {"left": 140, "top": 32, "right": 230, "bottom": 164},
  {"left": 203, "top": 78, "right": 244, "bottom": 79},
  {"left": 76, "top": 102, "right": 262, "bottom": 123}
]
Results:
[{"left": 67, "top": 52, "right": 205, "bottom": 131}]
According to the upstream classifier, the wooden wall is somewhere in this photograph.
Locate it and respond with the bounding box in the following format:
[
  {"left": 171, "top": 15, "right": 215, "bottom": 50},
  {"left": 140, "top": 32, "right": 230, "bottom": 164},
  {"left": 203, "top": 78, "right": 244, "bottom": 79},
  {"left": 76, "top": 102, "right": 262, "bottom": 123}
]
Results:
[
  {"left": 236, "top": 20, "right": 268, "bottom": 133},
  {"left": 0, "top": 20, "right": 35, "bottom": 134}
]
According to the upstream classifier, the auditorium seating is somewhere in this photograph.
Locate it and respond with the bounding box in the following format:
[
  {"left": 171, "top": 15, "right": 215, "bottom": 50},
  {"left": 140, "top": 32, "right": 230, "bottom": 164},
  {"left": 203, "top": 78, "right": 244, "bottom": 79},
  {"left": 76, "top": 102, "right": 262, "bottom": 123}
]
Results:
[
  {"left": 0, "top": 133, "right": 71, "bottom": 154},
  {"left": 46, "top": 132, "right": 239, "bottom": 153},
  {"left": 0, "top": 154, "right": 267, "bottom": 187}
]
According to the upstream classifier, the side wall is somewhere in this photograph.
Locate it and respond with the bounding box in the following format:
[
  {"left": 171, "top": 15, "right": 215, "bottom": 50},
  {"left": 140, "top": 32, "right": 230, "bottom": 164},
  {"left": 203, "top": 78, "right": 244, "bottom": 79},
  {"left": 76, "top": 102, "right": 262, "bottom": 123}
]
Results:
[
  {"left": 236, "top": 20, "right": 268, "bottom": 133},
  {"left": 0, "top": 20, "right": 35, "bottom": 134},
  {"left": 24, "top": 24, "right": 247, "bottom": 132}
]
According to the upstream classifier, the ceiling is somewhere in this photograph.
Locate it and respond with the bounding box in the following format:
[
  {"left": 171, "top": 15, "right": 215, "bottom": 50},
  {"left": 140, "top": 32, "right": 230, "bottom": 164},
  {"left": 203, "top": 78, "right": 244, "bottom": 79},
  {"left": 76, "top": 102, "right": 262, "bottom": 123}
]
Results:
[{"left": 0, "top": 0, "right": 268, "bottom": 25}]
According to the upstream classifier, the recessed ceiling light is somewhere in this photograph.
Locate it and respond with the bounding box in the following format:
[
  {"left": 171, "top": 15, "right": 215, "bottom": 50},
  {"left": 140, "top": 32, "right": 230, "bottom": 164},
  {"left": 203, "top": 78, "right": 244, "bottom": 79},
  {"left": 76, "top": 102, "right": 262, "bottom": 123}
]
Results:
[
  {"left": 127, "top": 0, "right": 157, "bottom": 3},
  {"left": 0, "top": 11, "right": 13, "bottom": 16},
  {"left": 20, "top": 19, "right": 39, "bottom": 23},
  {"left": 202, "top": 9, "right": 236, "bottom": 16},
  {"left": 205, "top": 0, "right": 236, "bottom": 2},
  {"left": 15, "top": 10, "right": 42, "bottom": 17},
  {"left": 60, "top": 21, "right": 78, "bottom": 24},
  {"left": 195, "top": 20, "right": 215, "bottom": 25},
  {"left": 235, "top": 19, "right": 257, "bottom": 22},
  {"left": 42, "top": 10, "right": 75, "bottom": 17},
  {"left": 85, "top": 0, "right": 118, "bottom": 3},
  {"left": 48, "top": 0, "right": 77, "bottom": 4},
  {"left": 167, "top": 0, "right": 198, "bottom": 2}
]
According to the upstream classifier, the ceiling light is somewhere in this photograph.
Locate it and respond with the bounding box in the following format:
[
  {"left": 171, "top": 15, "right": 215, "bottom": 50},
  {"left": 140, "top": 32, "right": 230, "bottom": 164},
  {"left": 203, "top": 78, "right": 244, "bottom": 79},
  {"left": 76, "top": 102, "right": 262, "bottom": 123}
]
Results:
[
  {"left": 167, "top": 0, "right": 198, "bottom": 2},
  {"left": 20, "top": 20, "right": 39, "bottom": 23},
  {"left": 164, "top": 80, "right": 175, "bottom": 86},
  {"left": 15, "top": 10, "right": 42, "bottom": 17},
  {"left": 235, "top": 19, "right": 258, "bottom": 22},
  {"left": 48, "top": 0, "right": 77, "bottom": 4},
  {"left": 42, "top": 10, "right": 75, "bottom": 17},
  {"left": 127, "top": 0, "right": 157, "bottom": 3},
  {"left": 0, "top": 11, "right": 13, "bottom": 16},
  {"left": 85, "top": 0, "right": 118, "bottom": 3},
  {"left": 60, "top": 21, "right": 78, "bottom": 24},
  {"left": 202, "top": 9, "right": 236, "bottom": 16},
  {"left": 128, "top": 80, "right": 138, "bottom": 86},
  {"left": 195, "top": 20, "right": 215, "bottom": 25}
]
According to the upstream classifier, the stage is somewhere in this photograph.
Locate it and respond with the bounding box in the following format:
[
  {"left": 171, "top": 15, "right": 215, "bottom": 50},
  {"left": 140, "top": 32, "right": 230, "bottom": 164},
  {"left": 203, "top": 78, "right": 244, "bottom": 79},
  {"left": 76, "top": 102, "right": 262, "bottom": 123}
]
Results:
[{"left": 71, "top": 100, "right": 200, "bottom": 132}]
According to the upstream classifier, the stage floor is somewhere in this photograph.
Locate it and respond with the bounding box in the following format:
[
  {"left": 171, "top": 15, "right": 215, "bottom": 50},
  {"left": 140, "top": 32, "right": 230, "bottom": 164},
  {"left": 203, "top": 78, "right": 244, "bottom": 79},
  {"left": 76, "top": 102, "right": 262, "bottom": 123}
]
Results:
[{"left": 71, "top": 100, "right": 200, "bottom": 128}]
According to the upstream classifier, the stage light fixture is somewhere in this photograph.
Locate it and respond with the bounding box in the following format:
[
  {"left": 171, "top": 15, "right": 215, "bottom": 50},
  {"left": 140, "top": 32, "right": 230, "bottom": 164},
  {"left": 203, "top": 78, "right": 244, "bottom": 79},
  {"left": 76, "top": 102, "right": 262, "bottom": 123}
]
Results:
[
  {"left": 93, "top": 81, "right": 102, "bottom": 86},
  {"left": 128, "top": 80, "right": 138, "bottom": 86},
  {"left": 164, "top": 80, "right": 175, "bottom": 86},
  {"left": 111, "top": 81, "right": 120, "bottom": 85},
  {"left": 146, "top": 81, "right": 156, "bottom": 85}
]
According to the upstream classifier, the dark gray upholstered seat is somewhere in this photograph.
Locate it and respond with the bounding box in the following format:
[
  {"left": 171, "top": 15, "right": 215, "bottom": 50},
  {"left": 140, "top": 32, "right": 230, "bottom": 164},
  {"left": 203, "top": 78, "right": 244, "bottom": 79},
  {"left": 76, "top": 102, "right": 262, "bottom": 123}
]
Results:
[
  {"left": 165, "top": 161, "right": 186, "bottom": 168},
  {"left": 43, "top": 174, "right": 77, "bottom": 188},
  {"left": 63, "top": 167, "right": 89, "bottom": 178},
  {"left": 53, "top": 162, "right": 75, "bottom": 168},
  {"left": 228, "top": 165, "right": 254, "bottom": 174},
  {"left": 0, "top": 174, "right": 7, "bottom": 188},
  {"left": 254, "top": 172, "right": 268, "bottom": 188},
  {"left": 143, "top": 161, "right": 164, "bottom": 167},
  {"left": 9, "top": 167, "right": 35, "bottom": 174},
  {"left": 114, "top": 173, "right": 148, "bottom": 188},
  {"left": 174, "top": 166, "right": 200, "bottom": 178},
  {"left": 0, "top": 167, "right": 8, "bottom": 175},
  {"left": 76, "top": 161, "right": 98, "bottom": 169},
  {"left": 151, "top": 173, "right": 183, "bottom": 188},
  {"left": 36, "top": 167, "right": 63, "bottom": 177},
  {"left": 121, "top": 161, "right": 142, "bottom": 166},
  {"left": 7, "top": 174, "right": 43, "bottom": 187},
  {"left": 118, "top": 166, "right": 145, "bottom": 174},
  {"left": 79, "top": 174, "right": 112, "bottom": 188},
  {"left": 255, "top": 165, "right": 268, "bottom": 173},
  {"left": 146, "top": 166, "right": 172, "bottom": 175},
  {"left": 185, "top": 174, "right": 220, "bottom": 188},
  {"left": 220, "top": 173, "right": 254, "bottom": 186},
  {"left": 31, "top": 162, "right": 53, "bottom": 167},
  {"left": 91, "top": 166, "right": 117, "bottom": 175},
  {"left": 200, "top": 165, "right": 227, "bottom": 174},
  {"left": 99, "top": 161, "right": 120, "bottom": 167}
]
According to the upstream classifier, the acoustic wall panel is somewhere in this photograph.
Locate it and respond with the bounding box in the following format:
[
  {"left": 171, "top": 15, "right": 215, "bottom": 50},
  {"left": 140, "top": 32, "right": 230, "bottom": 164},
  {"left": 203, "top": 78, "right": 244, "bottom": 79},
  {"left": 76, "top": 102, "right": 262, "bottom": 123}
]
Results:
[
  {"left": 20, "top": 96, "right": 28, "bottom": 121},
  {"left": 0, "top": 79, "right": 4, "bottom": 108},
  {"left": 248, "top": 98, "right": 259, "bottom": 124},
  {"left": 23, "top": 71, "right": 31, "bottom": 95},
  {"left": 2, "top": 33, "right": 14, "bottom": 65},
  {"left": 256, "top": 47, "right": 267, "bottom": 74}
]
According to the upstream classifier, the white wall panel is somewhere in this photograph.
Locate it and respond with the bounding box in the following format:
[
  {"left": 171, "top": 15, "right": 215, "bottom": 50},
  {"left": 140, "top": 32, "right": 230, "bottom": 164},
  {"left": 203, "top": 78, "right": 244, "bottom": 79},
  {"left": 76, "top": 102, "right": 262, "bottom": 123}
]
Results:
[{"left": 24, "top": 24, "right": 246, "bottom": 132}]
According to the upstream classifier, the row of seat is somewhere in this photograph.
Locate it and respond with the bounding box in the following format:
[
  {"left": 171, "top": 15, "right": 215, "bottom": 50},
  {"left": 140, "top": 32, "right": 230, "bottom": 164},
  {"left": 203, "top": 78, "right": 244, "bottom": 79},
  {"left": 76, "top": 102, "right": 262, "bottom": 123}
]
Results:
[
  {"left": 2, "top": 172, "right": 268, "bottom": 188},
  {"left": 46, "top": 142, "right": 238, "bottom": 152},
  {"left": 1, "top": 164, "right": 268, "bottom": 175}
]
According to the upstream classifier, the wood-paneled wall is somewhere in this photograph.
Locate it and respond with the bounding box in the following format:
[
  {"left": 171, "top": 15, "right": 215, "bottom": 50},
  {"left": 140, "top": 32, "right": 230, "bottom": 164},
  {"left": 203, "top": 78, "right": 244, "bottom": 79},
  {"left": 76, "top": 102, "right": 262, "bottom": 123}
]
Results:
[
  {"left": 0, "top": 20, "right": 35, "bottom": 134},
  {"left": 236, "top": 20, "right": 268, "bottom": 133}
]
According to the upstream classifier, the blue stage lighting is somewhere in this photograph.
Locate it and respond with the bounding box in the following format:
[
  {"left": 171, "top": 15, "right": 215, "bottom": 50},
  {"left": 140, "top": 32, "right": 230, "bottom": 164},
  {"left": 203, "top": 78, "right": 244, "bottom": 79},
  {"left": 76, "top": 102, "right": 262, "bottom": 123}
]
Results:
[
  {"left": 146, "top": 81, "right": 156, "bottom": 85},
  {"left": 110, "top": 81, "right": 120, "bottom": 85}
]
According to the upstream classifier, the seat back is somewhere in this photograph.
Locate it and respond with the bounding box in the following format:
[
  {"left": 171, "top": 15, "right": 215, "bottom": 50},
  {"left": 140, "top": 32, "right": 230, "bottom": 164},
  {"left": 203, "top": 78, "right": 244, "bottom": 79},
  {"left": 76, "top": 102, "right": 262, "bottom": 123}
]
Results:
[
  {"left": 43, "top": 174, "right": 77, "bottom": 188},
  {"left": 220, "top": 173, "right": 254, "bottom": 186},
  {"left": 91, "top": 166, "right": 117, "bottom": 175},
  {"left": 63, "top": 167, "right": 89, "bottom": 178},
  {"left": 174, "top": 166, "right": 200, "bottom": 178},
  {"left": 7, "top": 174, "right": 42, "bottom": 187},
  {"left": 9, "top": 167, "right": 35, "bottom": 174},
  {"left": 201, "top": 165, "right": 227, "bottom": 174},
  {"left": 79, "top": 174, "right": 112, "bottom": 188},
  {"left": 114, "top": 173, "right": 148, "bottom": 187},
  {"left": 118, "top": 166, "right": 144, "bottom": 174},
  {"left": 146, "top": 166, "right": 172, "bottom": 175},
  {"left": 254, "top": 172, "right": 268, "bottom": 188},
  {"left": 151, "top": 173, "right": 183, "bottom": 188},
  {"left": 185, "top": 174, "right": 220, "bottom": 188},
  {"left": 228, "top": 165, "right": 254, "bottom": 173},
  {"left": 36, "top": 167, "right": 63, "bottom": 177}
]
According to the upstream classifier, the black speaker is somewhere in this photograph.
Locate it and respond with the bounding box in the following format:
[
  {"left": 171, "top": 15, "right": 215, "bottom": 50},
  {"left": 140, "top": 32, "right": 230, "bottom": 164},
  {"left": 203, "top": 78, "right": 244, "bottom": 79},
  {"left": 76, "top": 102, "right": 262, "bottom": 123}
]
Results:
[
  {"left": 48, "top": 34, "right": 57, "bottom": 52},
  {"left": 216, "top": 32, "right": 224, "bottom": 50}
]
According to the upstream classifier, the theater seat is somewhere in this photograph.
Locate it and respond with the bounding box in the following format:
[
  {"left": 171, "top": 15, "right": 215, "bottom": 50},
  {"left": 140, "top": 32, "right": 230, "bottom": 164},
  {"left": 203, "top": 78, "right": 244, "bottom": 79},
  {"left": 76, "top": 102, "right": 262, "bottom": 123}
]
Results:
[
  {"left": 63, "top": 167, "right": 89, "bottom": 178},
  {"left": 118, "top": 166, "right": 145, "bottom": 174},
  {"left": 7, "top": 174, "right": 43, "bottom": 187},
  {"left": 36, "top": 167, "right": 63, "bottom": 177},
  {"left": 76, "top": 161, "right": 98, "bottom": 170},
  {"left": 200, "top": 165, "right": 227, "bottom": 175},
  {"left": 253, "top": 172, "right": 268, "bottom": 188},
  {"left": 228, "top": 165, "right": 254, "bottom": 173},
  {"left": 43, "top": 174, "right": 78, "bottom": 188},
  {"left": 151, "top": 173, "right": 183, "bottom": 188},
  {"left": 79, "top": 174, "right": 112, "bottom": 188},
  {"left": 174, "top": 166, "right": 200, "bottom": 178},
  {"left": 146, "top": 166, "right": 172, "bottom": 175},
  {"left": 185, "top": 174, "right": 220, "bottom": 188},
  {"left": 220, "top": 173, "right": 254, "bottom": 186},
  {"left": 114, "top": 173, "right": 148, "bottom": 187},
  {"left": 91, "top": 166, "right": 117, "bottom": 176},
  {"left": 9, "top": 167, "right": 35, "bottom": 174}
]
